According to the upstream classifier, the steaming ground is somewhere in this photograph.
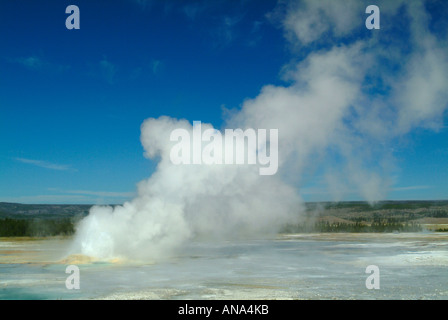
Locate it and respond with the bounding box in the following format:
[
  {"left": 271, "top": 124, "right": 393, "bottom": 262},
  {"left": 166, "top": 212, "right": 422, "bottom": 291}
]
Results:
[
  {"left": 1, "top": 233, "right": 448, "bottom": 300},
  {"left": 70, "top": 145, "right": 303, "bottom": 262}
]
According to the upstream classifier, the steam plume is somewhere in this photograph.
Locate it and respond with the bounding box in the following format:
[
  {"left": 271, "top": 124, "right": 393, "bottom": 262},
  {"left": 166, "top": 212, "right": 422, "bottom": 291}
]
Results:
[{"left": 71, "top": 0, "right": 448, "bottom": 261}]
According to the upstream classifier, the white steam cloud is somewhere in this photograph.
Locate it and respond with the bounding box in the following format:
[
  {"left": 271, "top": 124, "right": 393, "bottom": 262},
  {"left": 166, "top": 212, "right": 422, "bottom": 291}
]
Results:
[{"left": 70, "top": 0, "right": 448, "bottom": 261}]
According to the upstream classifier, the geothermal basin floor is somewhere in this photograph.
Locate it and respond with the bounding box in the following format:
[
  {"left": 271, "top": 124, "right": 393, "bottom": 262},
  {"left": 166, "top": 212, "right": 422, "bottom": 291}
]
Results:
[{"left": 1, "top": 233, "right": 448, "bottom": 299}]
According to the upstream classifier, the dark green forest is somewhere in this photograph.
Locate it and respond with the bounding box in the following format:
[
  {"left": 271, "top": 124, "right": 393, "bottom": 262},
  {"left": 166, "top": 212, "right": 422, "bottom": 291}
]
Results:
[
  {"left": 0, "top": 218, "right": 74, "bottom": 237},
  {"left": 281, "top": 220, "right": 423, "bottom": 233}
]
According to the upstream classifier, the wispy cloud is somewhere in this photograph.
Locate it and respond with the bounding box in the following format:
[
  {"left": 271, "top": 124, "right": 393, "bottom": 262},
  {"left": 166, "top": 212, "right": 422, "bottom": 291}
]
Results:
[
  {"left": 99, "top": 58, "right": 117, "bottom": 84},
  {"left": 151, "top": 59, "right": 163, "bottom": 74},
  {"left": 15, "top": 158, "right": 75, "bottom": 171},
  {"left": 183, "top": 2, "right": 209, "bottom": 20},
  {"left": 300, "top": 187, "right": 331, "bottom": 195},
  {"left": 0, "top": 189, "right": 135, "bottom": 205},
  {"left": 10, "top": 55, "right": 70, "bottom": 72},
  {"left": 132, "top": 0, "right": 153, "bottom": 9},
  {"left": 214, "top": 15, "right": 244, "bottom": 46},
  {"left": 0, "top": 194, "right": 93, "bottom": 205},
  {"left": 392, "top": 185, "right": 431, "bottom": 192},
  {"left": 301, "top": 185, "right": 432, "bottom": 197},
  {"left": 15, "top": 56, "right": 44, "bottom": 69},
  {"left": 64, "top": 189, "right": 135, "bottom": 198}
]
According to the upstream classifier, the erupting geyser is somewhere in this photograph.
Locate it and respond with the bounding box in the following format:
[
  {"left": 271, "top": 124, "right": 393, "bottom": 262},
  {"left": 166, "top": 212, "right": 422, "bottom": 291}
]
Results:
[{"left": 70, "top": 0, "right": 448, "bottom": 262}]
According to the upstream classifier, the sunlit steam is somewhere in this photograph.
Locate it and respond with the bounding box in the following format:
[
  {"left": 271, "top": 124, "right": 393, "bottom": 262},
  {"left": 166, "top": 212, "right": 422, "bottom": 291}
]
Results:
[{"left": 70, "top": 0, "right": 448, "bottom": 262}]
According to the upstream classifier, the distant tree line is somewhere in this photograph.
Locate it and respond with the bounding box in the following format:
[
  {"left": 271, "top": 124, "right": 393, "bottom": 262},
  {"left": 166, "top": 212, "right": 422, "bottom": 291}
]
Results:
[
  {"left": 427, "top": 210, "right": 448, "bottom": 218},
  {"left": 0, "top": 218, "right": 74, "bottom": 237},
  {"left": 281, "top": 220, "right": 423, "bottom": 233}
]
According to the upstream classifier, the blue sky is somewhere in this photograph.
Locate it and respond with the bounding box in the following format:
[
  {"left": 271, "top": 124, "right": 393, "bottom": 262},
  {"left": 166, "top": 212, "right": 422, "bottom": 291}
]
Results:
[{"left": 0, "top": 0, "right": 447, "bottom": 204}]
